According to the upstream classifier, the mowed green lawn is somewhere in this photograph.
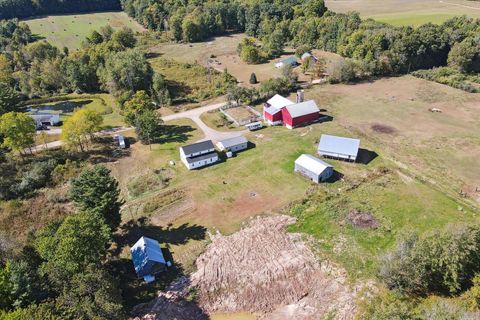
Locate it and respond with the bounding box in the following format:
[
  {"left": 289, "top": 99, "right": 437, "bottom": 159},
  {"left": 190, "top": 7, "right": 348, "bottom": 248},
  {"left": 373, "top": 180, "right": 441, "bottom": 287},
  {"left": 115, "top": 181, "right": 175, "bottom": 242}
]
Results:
[
  {"left": 326, "top": 0, "right": 480, "bottom": 26},
  {"left": 24, "top": 12, "right": 144, "bottom": 49}
]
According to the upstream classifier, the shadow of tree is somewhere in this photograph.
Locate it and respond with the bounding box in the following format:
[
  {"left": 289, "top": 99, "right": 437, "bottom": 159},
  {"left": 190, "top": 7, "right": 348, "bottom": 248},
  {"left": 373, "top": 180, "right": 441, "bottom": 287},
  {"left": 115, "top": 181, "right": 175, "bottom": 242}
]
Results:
[
  {"left": 80, "top": 137, "right": 133, "bottom": 164},
  {"left": 114, "top": 218, "right": 207, "bottom": 253},
  {"left": 166, "top": 79, "right": 193, "bottom": 99},
  {"left": 158, "top": 124, "right": 196, "bottom": 144}
]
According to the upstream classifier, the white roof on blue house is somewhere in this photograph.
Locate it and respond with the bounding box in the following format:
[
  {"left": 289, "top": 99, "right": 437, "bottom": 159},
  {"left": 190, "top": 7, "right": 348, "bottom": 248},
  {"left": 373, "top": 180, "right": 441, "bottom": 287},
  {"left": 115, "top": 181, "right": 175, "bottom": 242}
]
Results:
[
  {"left": 318, "top": 134, "right": 360, "bottom": 157},
  {"left": 295, "top": 154, "right": 333, "bottom": 175},
  {"left": 131, "top": 236, "right": 166, "bottom": 277}
]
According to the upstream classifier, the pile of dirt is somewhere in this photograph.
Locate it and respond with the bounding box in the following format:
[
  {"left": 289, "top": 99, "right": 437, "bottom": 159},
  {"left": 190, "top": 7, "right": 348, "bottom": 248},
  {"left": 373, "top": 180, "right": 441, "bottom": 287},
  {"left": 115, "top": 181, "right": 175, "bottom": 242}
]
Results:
[
  {"left": 190, "top": 215, "right": 368, "bottom": 319},
  {"left": 134, "top": 215, "right": 372, "bottom": 320},
  {"left": 348, "top": 210, "right": 379, "bottom": 229},
  {"left": 132, "top": 291, "right": 208, "bottom": 320},
  {"left": 371, "top": 123, "right": 396, "bottom": 134}
]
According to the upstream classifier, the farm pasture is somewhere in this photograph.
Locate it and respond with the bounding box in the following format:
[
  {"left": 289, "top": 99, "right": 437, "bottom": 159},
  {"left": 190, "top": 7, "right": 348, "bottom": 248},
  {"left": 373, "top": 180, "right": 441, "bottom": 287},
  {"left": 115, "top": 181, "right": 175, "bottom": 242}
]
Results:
[
  {"left": 105, "top": 75, "right": 480, "bottom": 306},
  {"left": 23, "top": 12, "right": 144, "bottom": 49},
  {"left": 326, "top": 0, "right": 480, "bottom": 26}
]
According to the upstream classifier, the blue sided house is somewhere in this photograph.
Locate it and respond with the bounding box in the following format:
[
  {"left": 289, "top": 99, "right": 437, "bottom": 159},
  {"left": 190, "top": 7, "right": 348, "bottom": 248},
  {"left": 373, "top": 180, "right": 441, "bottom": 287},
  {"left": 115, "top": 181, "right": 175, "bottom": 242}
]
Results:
[{"left": 130, "top": 236, "right": 167, "bottom": 283}]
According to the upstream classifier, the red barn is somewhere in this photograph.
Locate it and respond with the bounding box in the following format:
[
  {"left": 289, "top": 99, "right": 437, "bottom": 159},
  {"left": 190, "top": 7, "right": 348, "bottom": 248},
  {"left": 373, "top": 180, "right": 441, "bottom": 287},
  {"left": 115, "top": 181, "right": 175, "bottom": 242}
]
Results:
[
  {"left": 281, "top": 100, "right": 320, "bottom": 129},
  {"left": 263, "top": 94, "right": 294, "bottom": 125}
]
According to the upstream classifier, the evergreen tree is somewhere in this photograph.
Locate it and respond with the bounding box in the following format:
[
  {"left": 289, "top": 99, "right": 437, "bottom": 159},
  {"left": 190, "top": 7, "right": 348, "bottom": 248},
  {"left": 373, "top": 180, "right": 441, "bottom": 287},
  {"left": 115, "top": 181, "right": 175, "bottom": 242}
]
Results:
[
  {"left": 70, "top": 166, "right": 122, "bottom": 231},
  {"left": 249, "top": 72, "right": 257, "bottom": 84}
]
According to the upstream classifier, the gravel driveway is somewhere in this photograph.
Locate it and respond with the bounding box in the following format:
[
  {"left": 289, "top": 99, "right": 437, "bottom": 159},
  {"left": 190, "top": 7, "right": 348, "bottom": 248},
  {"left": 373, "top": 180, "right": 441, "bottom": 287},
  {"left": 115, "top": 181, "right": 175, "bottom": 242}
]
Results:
[{"left": 162, "top": 102, "right": 249, "bottom": 143}]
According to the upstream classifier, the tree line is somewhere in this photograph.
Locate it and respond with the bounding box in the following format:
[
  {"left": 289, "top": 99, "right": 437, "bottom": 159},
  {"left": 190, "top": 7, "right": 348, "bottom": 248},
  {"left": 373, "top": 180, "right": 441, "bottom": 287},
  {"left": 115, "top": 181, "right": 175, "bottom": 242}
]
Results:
[
  {"left": 121, "top": 0, "right": 480, "bottom": 81},
  {"left": 0, "top": 164, "right": 128, "bottom": 319},
  {"left": 0, "top": 0, "right": 121, "bottom": 20}
]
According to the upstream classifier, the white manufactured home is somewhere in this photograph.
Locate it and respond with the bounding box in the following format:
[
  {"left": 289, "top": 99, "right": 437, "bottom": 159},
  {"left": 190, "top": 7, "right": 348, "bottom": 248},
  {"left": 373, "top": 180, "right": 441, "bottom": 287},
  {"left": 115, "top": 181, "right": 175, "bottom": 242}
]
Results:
[
  {"left": 294, "top": 154, "right": 334, "bottom": 183},
  {"left": 216, "top": 136, "right": 248, "bottom": 153},
  {"left": 29, "top": 113, "right": 61, "bottom": 127},
  {"left": 180, "top": 140, "right": 219, "bottom": 170},
  {"left": 318, "top": 134, "right": 360, "bottom": 162}
]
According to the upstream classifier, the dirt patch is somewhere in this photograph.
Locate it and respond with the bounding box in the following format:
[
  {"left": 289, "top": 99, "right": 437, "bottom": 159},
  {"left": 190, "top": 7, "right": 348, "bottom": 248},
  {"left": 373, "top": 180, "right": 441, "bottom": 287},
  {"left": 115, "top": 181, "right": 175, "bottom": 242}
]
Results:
[
  {"left": 191, "top": 215, "right": 367, "bottom": 319},
  {"left": 223, "top": 106, "right": 261, "bottom": 125},
  {"left": 371, "top": 123, "right": 396, "bottom": 134},
  {"left": 133, "top": 215, "right": 372, "bottom": 320},
  {"left": 348, "top": 210, "right": 380, "bottom": 229},
  {"left": 132, "top": 292, "right": 207, "bottom": 320}
]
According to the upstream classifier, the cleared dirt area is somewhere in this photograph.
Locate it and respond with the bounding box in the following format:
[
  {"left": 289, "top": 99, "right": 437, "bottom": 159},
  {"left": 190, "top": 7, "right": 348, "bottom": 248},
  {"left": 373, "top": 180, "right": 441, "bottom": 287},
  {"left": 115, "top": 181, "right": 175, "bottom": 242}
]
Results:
[{"left": 135, "top": 215, "right": 369, "bottom": 320}]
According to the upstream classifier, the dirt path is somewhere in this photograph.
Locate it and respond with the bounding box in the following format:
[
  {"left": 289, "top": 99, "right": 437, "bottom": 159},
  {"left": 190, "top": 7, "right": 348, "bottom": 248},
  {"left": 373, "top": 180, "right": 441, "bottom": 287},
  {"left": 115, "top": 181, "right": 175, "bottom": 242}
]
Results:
[{"left": 162, "top": 101, "right": 249, "bottom": 143}]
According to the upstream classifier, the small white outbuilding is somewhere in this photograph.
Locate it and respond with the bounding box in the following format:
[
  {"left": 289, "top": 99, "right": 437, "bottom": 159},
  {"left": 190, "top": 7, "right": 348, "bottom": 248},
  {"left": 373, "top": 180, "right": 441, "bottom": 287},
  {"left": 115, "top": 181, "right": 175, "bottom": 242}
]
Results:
[
  {"left": 216, "top": 136, "right": 248, "bottom": 153},
  {"left": 294, "top": 154, "right": 333, "bottom": 183}
]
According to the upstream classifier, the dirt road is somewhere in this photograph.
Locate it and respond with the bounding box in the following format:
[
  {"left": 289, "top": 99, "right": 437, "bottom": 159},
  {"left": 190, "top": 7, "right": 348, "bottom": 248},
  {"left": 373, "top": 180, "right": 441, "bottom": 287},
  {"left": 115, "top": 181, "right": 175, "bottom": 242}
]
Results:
[{"left": 162, "top": 102, "right": 249, "bottom": 143}]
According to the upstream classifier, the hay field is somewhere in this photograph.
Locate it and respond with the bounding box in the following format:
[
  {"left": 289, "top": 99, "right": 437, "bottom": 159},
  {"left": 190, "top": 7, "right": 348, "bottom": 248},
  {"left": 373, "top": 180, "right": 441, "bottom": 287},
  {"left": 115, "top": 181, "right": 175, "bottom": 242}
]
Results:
[
  {"left": 326, "top": 0, "right": 480, "bottom": 26},
  {"left": 24, "top": 12, "right": 144, "bottom": 49}
]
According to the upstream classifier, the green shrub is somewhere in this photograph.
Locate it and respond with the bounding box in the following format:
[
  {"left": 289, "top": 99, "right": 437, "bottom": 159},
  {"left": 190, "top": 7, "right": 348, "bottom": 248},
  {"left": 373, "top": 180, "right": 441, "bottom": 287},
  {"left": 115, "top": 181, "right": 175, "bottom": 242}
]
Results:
[{"left": 379, "top": 225, "right": 480, "bottom": 296}]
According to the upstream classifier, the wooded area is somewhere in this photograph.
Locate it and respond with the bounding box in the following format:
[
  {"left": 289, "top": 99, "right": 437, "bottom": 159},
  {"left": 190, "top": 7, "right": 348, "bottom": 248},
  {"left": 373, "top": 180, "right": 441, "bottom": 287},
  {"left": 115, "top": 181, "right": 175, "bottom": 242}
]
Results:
[{"left": 0, "top": 0, "right": 120, "bottom": 20}]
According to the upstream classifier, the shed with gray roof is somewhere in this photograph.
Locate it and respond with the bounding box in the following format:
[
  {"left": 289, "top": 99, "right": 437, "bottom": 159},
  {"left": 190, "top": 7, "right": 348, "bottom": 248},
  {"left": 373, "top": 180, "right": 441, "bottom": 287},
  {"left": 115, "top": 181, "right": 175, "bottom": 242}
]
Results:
[
  {"left": 317, "top": 134, "right": 360, "bottom": 162},
  {"left": 216, "top": 136, "right": 248, "bottom": 153},
  {"left": 295, "top": 154, "right": 333, "bottom": 183}
]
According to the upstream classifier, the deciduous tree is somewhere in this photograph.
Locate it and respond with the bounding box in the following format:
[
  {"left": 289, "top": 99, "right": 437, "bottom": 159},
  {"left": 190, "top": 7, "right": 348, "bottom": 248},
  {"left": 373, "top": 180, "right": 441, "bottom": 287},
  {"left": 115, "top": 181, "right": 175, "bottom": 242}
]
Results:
[
  {"left": 0, "top": 112, "right": 35, "bottom": 156},
  {"left": 34, "top": 211, "right": 111, "bottom": 286},
  {"left": 123, "top": 90, "right": 155, "bottom": 126}
]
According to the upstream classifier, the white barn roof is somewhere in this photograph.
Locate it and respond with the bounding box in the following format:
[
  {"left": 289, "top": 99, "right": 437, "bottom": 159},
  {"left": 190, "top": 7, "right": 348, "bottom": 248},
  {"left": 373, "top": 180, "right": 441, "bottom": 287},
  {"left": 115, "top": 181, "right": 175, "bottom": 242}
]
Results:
[
  {"left": 295, "top": 154, "right": 332, "bottom": 175},
  {"left": 267, "top": 94, "right": 294, "bottom": 110},
  {"left": 284, "top": 100, "right": 319, "bottom": 118},
  {"left": 218, "top": 136, "right": 248, "bottom": 149},
  {"left": 318, "top": 134, "right": 360, "bottom": 158}
]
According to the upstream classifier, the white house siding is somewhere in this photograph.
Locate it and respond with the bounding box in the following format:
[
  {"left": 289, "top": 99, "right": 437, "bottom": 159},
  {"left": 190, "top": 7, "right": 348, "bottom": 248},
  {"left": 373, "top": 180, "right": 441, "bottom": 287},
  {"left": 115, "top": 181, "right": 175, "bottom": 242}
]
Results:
[
  {"left": 229, "top": 143, "right": 248, "bottom": 152},
  {"left": 182, "top": 154, "right": 219, "bottom": 170},
  {"left": 188, "top": 155, "right": 219, "bottom": 170},
  {"left": 294, "top": 163, "right": 333, "bottom": 183}
]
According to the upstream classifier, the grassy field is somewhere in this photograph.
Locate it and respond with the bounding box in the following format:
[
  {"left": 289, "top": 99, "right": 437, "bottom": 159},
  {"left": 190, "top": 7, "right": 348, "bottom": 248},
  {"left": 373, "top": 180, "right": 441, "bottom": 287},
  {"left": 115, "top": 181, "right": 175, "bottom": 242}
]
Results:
[
  {"left": 285, "top": 75, "right": 480, "bottom": 278},
  {"left": 147, "top": 33, "right": 285, "bottom": 85},
  {"left": 105, "top": 74, "right": 480, "bottom": 309},
  {"left": 23, "top": 12, "right": 144, "bottom": 49},
  {"left": 149, "top": 58, "right": 232, "bottom": 104},
  {"left": 326, "top": 0, "right": 480, "bottom": 26},
  {"left": 28, "top": 93, "right": 124, "bottom": 128}
]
